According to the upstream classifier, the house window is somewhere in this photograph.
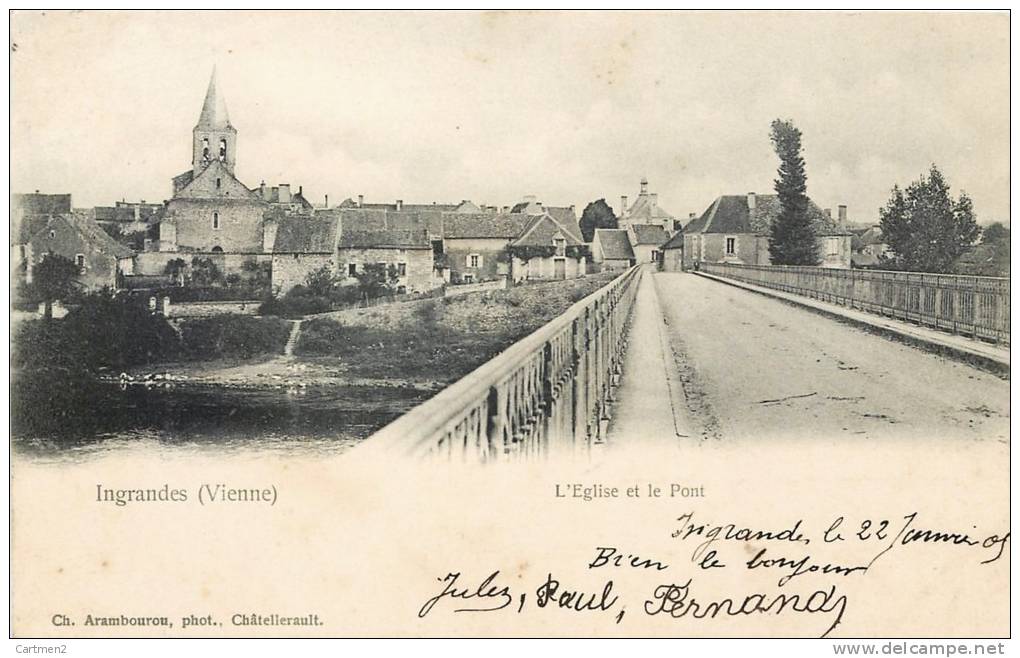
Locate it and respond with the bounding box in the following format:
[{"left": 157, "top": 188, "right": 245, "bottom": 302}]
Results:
[
  {"left": 826, "top": 237, "right": 840, "bottom": 256},
  {"left": 554, "top": 238, "right": 566, "bottom": 256},
  {"left": 49, "top": 230, "right": 55, "bottom": 239},
  {"left": 202, "top": 137, "right": 210, "bottom": 160},
  {"left": 75, "top": 254, "right": 85, "bottom": 270},
  {"left": 463, "top": 273, "right": 475, "bottom": 283},
  {"left": 651, "top": 250, "right": 660, "bottom": 262},
  {"left": 725, "top": 237, "right": 736, "bottom": 255},
  {"left": 212, "top": 212, "right": 220, "bottom": 230},
  {"left": 397, "top": 262, "right": 407, "bottom": 276},
  {"left": 219, "top": 138, "right": 227, "bottom": 161},
  {"left": 348, "top": 263, "right": 358, "bottom": 276},
  {"left": 396, "top": 285, "right": 407, "bottom": 294},
  {"left": 216, "top": 178, "right": 221, "bottom": 190},
  {"left": 467, "top": 254, "right": 482, "bottom": 268}
]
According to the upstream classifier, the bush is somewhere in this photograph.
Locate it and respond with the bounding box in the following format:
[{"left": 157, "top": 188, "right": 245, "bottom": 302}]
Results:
[
  {"left": 13, "top": 293, "right": 180, "bottom": 373},
  {"left": 178, "top": 316, "right": 293, "bottom": 359}
]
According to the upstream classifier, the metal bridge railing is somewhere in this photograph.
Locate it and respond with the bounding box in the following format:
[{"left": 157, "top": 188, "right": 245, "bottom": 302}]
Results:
[
  {"left": 700, "top": 262, "right": 1010, "bottom": 345},
  {"left": 363, "top": 266, "right": 644, "bottom": 461}
]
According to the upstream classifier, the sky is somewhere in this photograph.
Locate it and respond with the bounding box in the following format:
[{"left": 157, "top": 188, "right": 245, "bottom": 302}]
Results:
[{"left": 10, "top": 10, "right": 1010, "bottom": 225}]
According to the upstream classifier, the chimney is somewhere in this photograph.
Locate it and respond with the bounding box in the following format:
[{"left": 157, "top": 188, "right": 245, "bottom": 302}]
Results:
[
  {"left": 324, "top": 194, "right": 329, "bottom": 208},
  {"left": 396, "top": 199, "right": 403, "bottom": 212},
  {"left": 689, "top": 212, "right": 696, "bottom": 219},
  {"left": 260, "top": 180, "right": 267, "bottom": 200},
  {"left": 357, "top": 194, "right": 364, "bottom": 208},
  {"left": 279, "top": 184, "right": 291, "bottom": 203},
  {"left": 620, "top": 195, "right": 628, "bottom": 216},
  {"left": 824, "top": 208, "right": 832, "bottom": 218},
  {"left": 569, "top": 204, "right": 575, "bottom": 213},
  {"left": 747, "top": 192, "right": 756, "bottom": 210},
  {"left": 640, "top": 177, "right": 649, "bottom": 194},
  {"left": 838, "top": 205, "right": 847, "bottom": 226},
  {"left": 298, "top": 185, "right": 303, "bottom": 196},
  {"left": 502, "top": 205, "right": 509, "bottom": 214}
]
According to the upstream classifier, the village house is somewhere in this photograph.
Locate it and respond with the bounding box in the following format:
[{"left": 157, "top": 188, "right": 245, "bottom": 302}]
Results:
[
  {"left": 435, "top": 212, "right": 534, "bottom": 284},
  {"left": 618, "top": 178, "right": 677, "bottom": 234},
  {"left": 591, "top": 228, "right": 636, "bottom": 269},
  {"left": 659, "top": 230, "right": 685, "bottom": 272},
  {"left": 627, "top": 223, "right": 669, "bottom": 265},
  {"left": 270, "top": 208, "right": 442, "bottom": 295},
  {"left": 681, "top": 192, "right": 853, "bottom": 270},
  {"left": 18, "top": 211, "right": 135, "bottom": 290},
  {"left": 509, "top": 212, "right": 587, "bottom": 282},
  {"left": 851, "top": 225, "right": 890, "bottom": 269}
]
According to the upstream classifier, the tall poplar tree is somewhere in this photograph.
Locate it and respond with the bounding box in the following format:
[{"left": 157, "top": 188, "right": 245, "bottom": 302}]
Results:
[{"left": 768, "top": 119, "right": 819, "bottom": 265}]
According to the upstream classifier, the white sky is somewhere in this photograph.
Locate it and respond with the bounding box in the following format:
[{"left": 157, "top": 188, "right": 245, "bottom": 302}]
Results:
[{"left": 10, "top": 10, "right": 1010, "bottom": 225}]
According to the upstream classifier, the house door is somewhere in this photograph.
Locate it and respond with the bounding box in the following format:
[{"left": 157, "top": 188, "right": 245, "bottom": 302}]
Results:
[{"left": 554, "top": 258, "right": 566, "bottom": 280}]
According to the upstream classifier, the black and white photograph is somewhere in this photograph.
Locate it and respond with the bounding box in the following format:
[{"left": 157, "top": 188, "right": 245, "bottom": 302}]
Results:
[{"left": 7, "top": 9, "right": 1011, "bottom": 648}]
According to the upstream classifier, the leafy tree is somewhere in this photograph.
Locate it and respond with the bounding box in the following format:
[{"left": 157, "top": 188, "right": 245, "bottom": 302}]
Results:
[
  {"left": 304, "top": 265, "right": 345, "bottom": 297},
  {"left": 33, "top": 254, "right": 80, "bottom": 319},
  {"left": 354, "top": 263, "right": 400, "bottom": 299},
  {"left": 190, "top": 256, "right": 222, "bottom": 286},
  {"left": 879, "top": 165, "right": 980, "bottom": 273},
  {"left": 981, "top": 222, "right": 1009, "bottom": 245},
  {"left": 768, "top": 119, "right": 819, "bottom": 265},
  {"left": 579, "top": 199, "right": 618, "bottom": 243},
  {"left": 164, "top": 258, "right": 187, "bottom": 286}
]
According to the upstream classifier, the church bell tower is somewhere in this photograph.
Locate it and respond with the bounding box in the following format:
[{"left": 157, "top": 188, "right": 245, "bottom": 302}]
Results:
[{"left": 192, "top": 67, "right": 237, "bottom": 176}]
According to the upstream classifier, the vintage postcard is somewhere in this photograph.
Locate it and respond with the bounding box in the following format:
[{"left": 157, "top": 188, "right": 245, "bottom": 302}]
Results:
[{"left": 8, "top": 9, "right": 1010, "bottom": 645}]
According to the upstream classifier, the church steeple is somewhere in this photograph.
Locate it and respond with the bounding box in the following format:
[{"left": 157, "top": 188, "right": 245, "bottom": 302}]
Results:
[{"left": 193, "top": 67, "right": 237, "bottom": 176}]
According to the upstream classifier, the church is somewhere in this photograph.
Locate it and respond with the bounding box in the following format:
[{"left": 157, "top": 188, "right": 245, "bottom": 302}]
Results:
[{"left": 139, "top": 69, "right": 300, "bottom": 274}]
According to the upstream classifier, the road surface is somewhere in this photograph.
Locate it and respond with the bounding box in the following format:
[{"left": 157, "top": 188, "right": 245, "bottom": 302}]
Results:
[{"left": 640, "top": 272, "right": 1009, "bottom": 445}]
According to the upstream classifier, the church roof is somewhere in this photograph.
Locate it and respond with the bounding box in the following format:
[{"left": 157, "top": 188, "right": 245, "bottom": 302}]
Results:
[{"left": 195, "top": 67, "right": 232, "bottom": 131}]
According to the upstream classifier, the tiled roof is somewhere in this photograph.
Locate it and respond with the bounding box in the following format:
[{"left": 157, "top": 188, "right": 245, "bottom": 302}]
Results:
[
  {"left": 512, "top": 213, "right": 585, "bottom": 248},
  {"left": 626, "top": 194, "right": 674, "bottom": 221},
  {"left": 545, "top": 206, "right": 583, "bottom": 242},
  {"left": 338, "top": 229, "right": 430, "bottom": 249},
  {"left": 12, "top": 193, "right": 72, "bottom": 216},
  {"left": 594, "top": 229, "right": 635, "bottom": 260},
  {"left": 26, "top": 213, "right": 134, "bottom": 259},
  {"left": 440, "top": 212, "right": 533, "bottom": 239},
  {"left": 631, "top": 223, "right": 669, "bottom": 245},
  {"left": 661, "top": 229, "right": 685, "bottom": 250},
  {"left": 684, "top": 194, "right": 845, "bottom": 236},
  {"left": 273, "top": 214, "right": 338, "bottom": 253}
]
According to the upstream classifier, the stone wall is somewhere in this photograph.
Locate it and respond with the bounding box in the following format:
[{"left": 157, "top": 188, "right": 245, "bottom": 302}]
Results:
[
  {"left": 167, "top": 198, "right": 267, "bottom": 253},
  {"left": 443, "top": 237, "right": 511, "bottom": 283},
  {"left": 336, "top": 247, "right": 439, "bottom": 293},
  {"left": 271, "top": 253, "right": 334, "bottom": 294}
]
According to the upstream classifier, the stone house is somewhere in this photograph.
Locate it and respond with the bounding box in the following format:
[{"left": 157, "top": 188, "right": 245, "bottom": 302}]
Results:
[
  {"left": 269, "top": 214, "right": 339, "bottom": 293},
  {"left": 618, "top": 178, "right": 677, "bottom": 234},
  {"left": 437, "top": 213, "right": 533, "bottom": 284},
  {"left": 627, "top": 224, "right": 669, "bottom": 265},
  {"left": 682, "top": 192, "right": 853, "bottom": 270},
  {"left": 509, "top": 212, "right": 586, "bottom": 282},
  {"left": 591, "top": 228, "right": 635, "bottom": 270},
  {"left": 659, "top": 230, "right": 685, "bottom": 272},
  {"left": 20, "top": 212, "right": 135, "bottom": 290}
]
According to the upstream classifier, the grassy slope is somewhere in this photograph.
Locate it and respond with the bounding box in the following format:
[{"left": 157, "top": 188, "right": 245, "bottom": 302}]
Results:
[{"left": 296, "top": 273, "right": 618, "bottom": 382}]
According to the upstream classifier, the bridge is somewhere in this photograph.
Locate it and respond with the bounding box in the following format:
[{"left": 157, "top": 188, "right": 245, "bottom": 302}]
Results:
[{"left": 365, "top": 264, "right": 1009, "bottom": 460}]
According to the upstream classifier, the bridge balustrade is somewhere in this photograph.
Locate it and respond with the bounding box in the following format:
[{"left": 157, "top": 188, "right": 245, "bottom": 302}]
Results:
[
  {"left": 700, "top": 262, "right": 1009, "bottom": 345},
  {"left": 364, "top": 266, "right": 644, "bottom": 460}
]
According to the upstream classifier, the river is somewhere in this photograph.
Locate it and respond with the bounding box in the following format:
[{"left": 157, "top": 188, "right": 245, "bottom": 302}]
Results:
[{"left": 10, "top": 374, "right": 432, "bottom": 461}]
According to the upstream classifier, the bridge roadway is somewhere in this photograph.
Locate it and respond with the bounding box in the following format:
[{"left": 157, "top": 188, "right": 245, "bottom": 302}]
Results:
[{"left": 606, "top": 271, "right": 1009, "bottom": 446}]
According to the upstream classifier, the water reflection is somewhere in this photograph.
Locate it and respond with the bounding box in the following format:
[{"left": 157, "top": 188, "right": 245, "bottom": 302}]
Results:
[{"left": 11, "top": 376, "right": 432, "bottom": 462}]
